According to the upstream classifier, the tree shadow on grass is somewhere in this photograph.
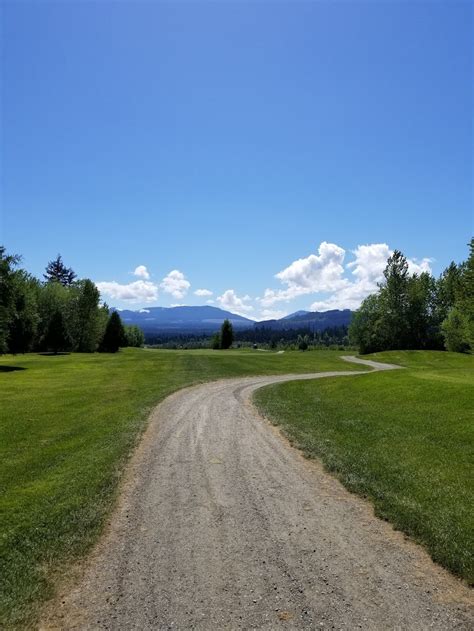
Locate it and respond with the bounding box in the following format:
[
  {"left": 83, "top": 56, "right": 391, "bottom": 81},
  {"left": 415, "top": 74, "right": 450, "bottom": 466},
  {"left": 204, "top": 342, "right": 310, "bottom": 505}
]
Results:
[
  {"left": 0, "top": 366, "right": 26, "bottom": 372},
  {"left": 38, "top": 352, "right": 71, "bottom": 356}
]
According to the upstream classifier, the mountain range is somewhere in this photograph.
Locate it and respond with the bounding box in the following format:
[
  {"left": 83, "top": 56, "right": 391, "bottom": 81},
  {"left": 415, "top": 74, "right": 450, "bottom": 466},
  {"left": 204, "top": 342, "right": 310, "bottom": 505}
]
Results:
[{"left": 116, "top": 305, "right": 353, "bottom": 335}]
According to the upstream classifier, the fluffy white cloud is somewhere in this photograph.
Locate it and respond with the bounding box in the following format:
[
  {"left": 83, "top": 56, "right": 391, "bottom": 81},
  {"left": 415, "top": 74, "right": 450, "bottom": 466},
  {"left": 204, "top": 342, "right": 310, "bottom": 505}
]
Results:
[
  {"left": 276, "top": 241, "right": 346, "bottom": 290},
  {"left": 160, "top": 270, "right": 191, "bottom": 299},
  {"left": 96, "top": 280, "right": 159, "bottom": 303},
  {"left": 260, "top": 242, "right": 347, "bottom": 306},
  {"left": 310, "top": 244, "right": 433, "bottom": 312},
  {"left": 217, "top": 289, "right": 254, "bottom": 317},
  {"left": 347, "top": 243, "right": 391, "bottom": 283},
  {"left": 133, "top": 265, "right": 150, "bottom": 279},
  {"left": 259, "top": 241, "right": 433, "bottom": 313},
  {"left": 194, "top": 288, "right": 213, "bottom": 297}
]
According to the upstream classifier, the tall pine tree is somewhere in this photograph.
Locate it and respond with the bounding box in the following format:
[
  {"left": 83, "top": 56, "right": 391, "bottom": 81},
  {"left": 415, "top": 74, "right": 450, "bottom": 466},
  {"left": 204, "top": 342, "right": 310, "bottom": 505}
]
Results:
[
  {"left": 220, "top": 319, "right": 234, "bottom": 349},
  {"left": 44, "top": 254, "right": 76, "bottom": 286},
  {"left": 99, "top": 311, "right": 125, "bottom": 353}
]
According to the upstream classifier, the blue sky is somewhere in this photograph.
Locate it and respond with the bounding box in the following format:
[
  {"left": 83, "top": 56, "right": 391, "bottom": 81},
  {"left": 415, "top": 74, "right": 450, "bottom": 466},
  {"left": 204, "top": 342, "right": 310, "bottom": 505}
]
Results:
[{"left": 1, "top": 1, "right": 472, "bottom": 319}]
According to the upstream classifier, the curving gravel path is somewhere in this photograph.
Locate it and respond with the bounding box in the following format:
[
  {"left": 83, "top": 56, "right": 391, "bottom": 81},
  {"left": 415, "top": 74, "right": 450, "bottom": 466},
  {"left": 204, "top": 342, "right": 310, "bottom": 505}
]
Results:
[{"left": 44, "top": 357, "right": 473, "bottom": 630}]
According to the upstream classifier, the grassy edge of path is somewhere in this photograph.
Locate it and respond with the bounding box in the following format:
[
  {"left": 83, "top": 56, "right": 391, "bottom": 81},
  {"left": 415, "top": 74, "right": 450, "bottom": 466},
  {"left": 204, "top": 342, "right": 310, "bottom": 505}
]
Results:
[
  {"left": 0, "top": 348, "right": 365, "bottom": 628},
  {"left": 254, "top": 350, "right": 474, "bottom": 585}
]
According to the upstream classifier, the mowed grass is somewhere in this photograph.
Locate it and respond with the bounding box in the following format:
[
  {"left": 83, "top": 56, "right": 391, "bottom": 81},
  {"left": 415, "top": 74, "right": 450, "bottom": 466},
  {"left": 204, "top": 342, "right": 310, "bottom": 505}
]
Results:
[
  {"left": 0, "top": 348, "right": 362, "bottom": 628},
  {"left": 254, "top": 350, "right": 474, "bottom": 584}
]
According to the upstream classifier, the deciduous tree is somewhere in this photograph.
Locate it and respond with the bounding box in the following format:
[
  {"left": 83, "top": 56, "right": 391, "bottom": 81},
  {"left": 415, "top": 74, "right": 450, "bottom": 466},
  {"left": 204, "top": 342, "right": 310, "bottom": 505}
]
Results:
[
  {"left": 43, "top": 309, "right": 71, "bottom": 354},
  {"left": 69, "top": 279, "right": 101, "bottom": 352},
  {"left": 0, "top": 247, "right": 21, "bottom": 353}
]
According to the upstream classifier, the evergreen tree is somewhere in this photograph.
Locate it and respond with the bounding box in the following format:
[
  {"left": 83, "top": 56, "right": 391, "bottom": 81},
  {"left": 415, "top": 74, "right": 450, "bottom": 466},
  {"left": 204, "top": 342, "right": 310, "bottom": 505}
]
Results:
[
  {"left": 44, "top": 254, "right": 76, "bottom": 286},
  {"left": 220, "top": 319, "right": 234, "bottom": 349},
  {"left": 43, "top": 309, "right": 71, "bottom": 354},
  {"left": 99, "top": 311, "right": 125, "bottom": 353},
  {"left": 211, "top": 332, "right": 221, "bottom": 349}
]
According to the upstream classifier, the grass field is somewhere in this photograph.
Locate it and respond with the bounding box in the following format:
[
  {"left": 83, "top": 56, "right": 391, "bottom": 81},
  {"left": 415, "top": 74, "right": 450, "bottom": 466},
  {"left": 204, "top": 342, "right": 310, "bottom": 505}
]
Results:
[
  {"left": 0, "top": 348, "right": 363, "bottom": 628},
  {"left": 254, "top": 350, "right": 474, "bottom": 584}
]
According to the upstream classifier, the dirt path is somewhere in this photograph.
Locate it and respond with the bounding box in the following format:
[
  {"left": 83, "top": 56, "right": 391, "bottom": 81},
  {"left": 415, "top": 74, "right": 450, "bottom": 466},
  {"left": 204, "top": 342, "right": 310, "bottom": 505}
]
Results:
[{"left": 44, "top": 358, "right": 473, "bottom": 630}]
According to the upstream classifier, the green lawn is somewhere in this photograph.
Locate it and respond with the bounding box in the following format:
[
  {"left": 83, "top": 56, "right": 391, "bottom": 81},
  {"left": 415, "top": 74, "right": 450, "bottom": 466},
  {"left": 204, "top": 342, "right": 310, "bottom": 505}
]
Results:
[
  {"left": 254, "top": 350, "right": 474, "bottom": 584},
  {"left": 0, "top": 348, "right": 362, "bottom": 628}
]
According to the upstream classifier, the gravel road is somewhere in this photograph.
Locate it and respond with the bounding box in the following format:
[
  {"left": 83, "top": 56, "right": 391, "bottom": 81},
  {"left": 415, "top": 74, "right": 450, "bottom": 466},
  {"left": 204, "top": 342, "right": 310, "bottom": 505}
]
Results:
[{"left": 44, "top": 358, "right": 473, "bottom": 630}]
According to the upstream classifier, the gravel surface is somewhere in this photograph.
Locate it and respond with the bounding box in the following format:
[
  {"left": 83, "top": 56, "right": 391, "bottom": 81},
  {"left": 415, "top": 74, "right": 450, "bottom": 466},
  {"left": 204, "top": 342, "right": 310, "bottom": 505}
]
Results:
[{"left": 43, "top": 358, "right": 473, "bottom": 630}]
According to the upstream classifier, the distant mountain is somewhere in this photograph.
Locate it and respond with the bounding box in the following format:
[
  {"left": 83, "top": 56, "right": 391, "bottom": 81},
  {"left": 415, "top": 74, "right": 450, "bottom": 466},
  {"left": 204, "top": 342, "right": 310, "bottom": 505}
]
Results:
[
  {"left": 114, "top": 305, "right": 353, "bottom": 337},
  {"left": 256, "top": 309, "right": 353, "bottom": 331},
  {"left": 282, "top": 310, "right": 310, "bottom": 319},
  {"left": 115, "top": 305, "right": 254, "bottom": 334}
]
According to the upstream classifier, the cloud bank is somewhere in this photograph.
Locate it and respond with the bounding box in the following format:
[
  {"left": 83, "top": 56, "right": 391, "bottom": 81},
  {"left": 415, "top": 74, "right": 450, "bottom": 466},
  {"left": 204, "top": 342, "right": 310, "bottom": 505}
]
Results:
[
  {"left": 96, "top": 242, "right": 433, "bottom": 317},
  {"left": 96, "top": 280, "right": 159, "bottom": 303},
  {"left": 259, "top": 242, "right": 432, "bottom": 313}
]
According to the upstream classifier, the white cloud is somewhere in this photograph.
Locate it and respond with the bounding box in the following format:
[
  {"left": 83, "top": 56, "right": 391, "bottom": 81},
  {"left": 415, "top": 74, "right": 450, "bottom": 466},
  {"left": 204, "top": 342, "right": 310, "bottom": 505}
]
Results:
[
  {"left": 97, "top": 280, "right": 159, "bottom": 303},
  {"left": 407, "top": 257, "right": 433, "bottom": 276},
  {"left": 260, "top": 242, "right": 347, "bottom": 306},
  {"left": 310, "top": 244, "right": 433, "bottom": 312},
  {"left": 206, "top": 299, "right": 215, "bottom": 304},
  {"left": 160, "top": 270, "right": 191, "bottom": 299},
  {"left": 347, "top": 244, "right": 432, "bottom": 283},
  {"left": 133, "top": 265, "right": 150, "bottom": 279},
  {"left": 194, "top": 288, "right": 213, "bottom": 297},
  {"left": 258, "top": 241, "right": 433, "bottom": 314},
  {"left": 276, "top": 241, "right": 346, "bottom": 290},
  {"left": 347, "top": 243, "right": 391, "bottom": 283},
  {"left": 217, "top": 289, "right": 254, "bottom": 317},
  {"left": 310, "top": 283, "right": 372, "bottom": 312},
  {"left": 139, "top": 308, "right": 150, "bottom": 313},
  {"left": 259, "top": 309, "right": 289, "bottom": 320}
]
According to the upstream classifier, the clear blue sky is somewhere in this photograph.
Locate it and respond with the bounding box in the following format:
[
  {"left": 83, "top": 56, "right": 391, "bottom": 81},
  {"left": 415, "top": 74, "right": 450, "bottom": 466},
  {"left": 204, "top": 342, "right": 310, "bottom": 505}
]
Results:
[{"left": 1, "top": 1, "right": 472, "bottom": 318}]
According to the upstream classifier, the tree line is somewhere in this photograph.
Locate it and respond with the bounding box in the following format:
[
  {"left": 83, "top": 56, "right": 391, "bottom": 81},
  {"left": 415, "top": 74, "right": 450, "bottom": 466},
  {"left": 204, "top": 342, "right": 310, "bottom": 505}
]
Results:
[
  {"left": 0, "top": 250, "right": 144, "bottom": 354},
  {"left": 235, "top": 324, "right": 349, "bottom": 347},
  {"left": 350, "top": 239, "right": 473, "bottom": 354},
  {"left": 146, "top": 324, "right": 350, "bottom": 350}
]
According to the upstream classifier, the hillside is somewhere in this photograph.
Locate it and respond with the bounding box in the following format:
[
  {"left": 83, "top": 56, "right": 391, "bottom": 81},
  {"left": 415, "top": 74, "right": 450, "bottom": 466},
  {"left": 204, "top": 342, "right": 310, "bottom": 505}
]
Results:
[
  {"left": 256, "top": 309, "right": 353, "bottom": 331},
  {"left": 115, "top": 306, "right": 353, "bottom": 335},
  {"left": 116, "top": 305, "right": 254, "bottom": 333}
]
